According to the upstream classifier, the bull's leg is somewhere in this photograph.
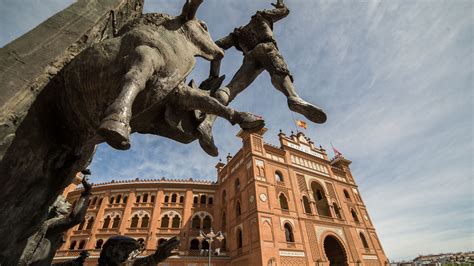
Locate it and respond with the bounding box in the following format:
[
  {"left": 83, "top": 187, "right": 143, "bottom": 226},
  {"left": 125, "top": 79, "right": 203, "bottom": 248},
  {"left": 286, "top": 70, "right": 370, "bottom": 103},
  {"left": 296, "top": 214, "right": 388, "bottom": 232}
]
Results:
[
  {"left": 172, "top": 85, "right": 264, "bottom": 156},
  {"left": 98, "top": 46, "right": 160, "bottom": 150},
  {"left": 197, "top": 56, "right": 263, "bottom": 155}
]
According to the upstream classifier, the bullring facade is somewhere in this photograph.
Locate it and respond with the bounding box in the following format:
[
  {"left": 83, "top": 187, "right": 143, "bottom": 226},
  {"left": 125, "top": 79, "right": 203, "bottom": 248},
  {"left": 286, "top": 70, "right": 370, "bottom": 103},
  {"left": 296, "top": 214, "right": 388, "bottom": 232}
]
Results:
[{"left": 54, "top": 129, "right": 388, "bottom": 265}]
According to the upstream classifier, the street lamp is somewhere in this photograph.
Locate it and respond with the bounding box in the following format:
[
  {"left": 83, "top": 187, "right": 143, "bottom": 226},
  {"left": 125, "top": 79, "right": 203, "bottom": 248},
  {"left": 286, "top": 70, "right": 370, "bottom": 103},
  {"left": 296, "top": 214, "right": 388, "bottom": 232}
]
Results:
[{"left": 197, "top": 228, "right": 225, "bottom": 266}]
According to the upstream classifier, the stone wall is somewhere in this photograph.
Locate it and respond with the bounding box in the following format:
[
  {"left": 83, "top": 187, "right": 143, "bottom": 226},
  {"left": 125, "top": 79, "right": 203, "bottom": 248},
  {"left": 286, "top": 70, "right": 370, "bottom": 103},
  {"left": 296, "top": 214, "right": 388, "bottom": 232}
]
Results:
[
  {"left": 0, "top": 0, "right": 143, "bottom": 160},
  {"left": 0, "top": 0, "right": 143, "bottom": 263}
]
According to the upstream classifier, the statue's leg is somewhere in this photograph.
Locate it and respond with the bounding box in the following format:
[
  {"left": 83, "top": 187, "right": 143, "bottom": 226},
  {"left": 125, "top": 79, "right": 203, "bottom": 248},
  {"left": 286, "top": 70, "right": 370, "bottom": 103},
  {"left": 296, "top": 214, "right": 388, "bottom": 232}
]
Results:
[
  {"left": 197, "top": 56, "right": 264, "bottom": 155},
  {"left": 256, "top": 43, "right": 327, "bottom": 124},
  {"left": 98, "top": 46, "right": 158, "bottom": 150}
]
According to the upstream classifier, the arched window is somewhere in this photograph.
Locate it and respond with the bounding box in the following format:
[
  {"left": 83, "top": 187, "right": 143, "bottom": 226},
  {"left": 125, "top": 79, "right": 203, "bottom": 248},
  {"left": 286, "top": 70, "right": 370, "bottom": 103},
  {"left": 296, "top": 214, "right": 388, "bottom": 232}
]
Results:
[
  {"left": 172, "top": 215, "right": 180, "bottom": 228},
  {"left": 333, "top": 202, "right": 342, "bottom": 219},
  {"left": 222, "top": 212, "right": 226, "bottom": 228},
  {"left": 69, "top": 240, "right": 77, "bottom": 250},
  {"left": 136, "top": 195, "right": 141, "bottom": 203},
  {"left": 85, "top": 217, "right": 94, "bottom": 230},
  {"left": 131, "top": 215, "right": 139, "bottom": 228},
  {"left": 96, "top": 239, "right": 104, "bottom": 249},
  {"left": 202, "top": 240, "right": 209, "bottom": 250},
  {"left": 275, "top": 171, "right": 284, "bottom": 182},
  {"left": 360, "top": 232, "right": 369, "bottom": 249},
  {"left": 143, "top": 193, "right": 148, "bottom": 203},
  {"left": 193, "top": 196, "right": 198, "bottom": 204},
  {"left": 171, "top": 193, "right": 177, "bottom": 203},
  {"left": 112, "top": 215, "right": 120, "bottom": 228},
  {"left": 302, "top": 196, "right": 312, "bottom": 214},
  {"left": 151, "top": 195, "right": 155, "bottom": 203},
  {"left": 222, "top": 190, "right": 227, "bottom": 203},
  {"left": 78, "top": 219, "right": 86, "bottom": 230},
  {"left": 192, "top": 215, "right": 201, "bottom": 229},
  {"left": 200, "top": 195, "right": 207, "bottom": 204},
  {"left": 208, "top": 197, "right": 213, "bottom": 205},
  {"left": 343, "top": 189, "right": 351, "bottom": 201},
  {"left": 97, "top": 198, "right": 103, "bottom": 206},
  {"left": 284, "top": 223, "right": 295, "bottom": 242},
  {"left": 235, "top": 179, "right": 240, "bottom": 192},
  {"left": 141, "top": 215, "right": 150, "bottom": 228},
  {"left": 164, "top": 195, "right": 170, "bottom": 203},
  {"left": 279, "top": 194, "right": 289, "bottom": 210},
  {"left": 268, "top": 258, "right": 276, "bottom": 266},
  {"left": 78, "top": 240, "right": 86, "bottom": 250},
  {"left": 311, "top": 182, "right": 331, "bottom": 217},
  {"left": 123, "top": 196, "right": 128, "bottom": 203},
  {"left": 203, "top": 215, "right": 212, "bottom": 229},
  {"left": 221, "top": 238, "right": 227, "bottom": 251},
  {"left": 161, "top": 215, "right": 170, "bottom": 228},
  {"left": 91, "top": 197, "right": 97, "bottom": 205},
  {"left": 190, "top": 239, "right": 200, "bottom": 250},
  {"left": 351, "top": 209, "right": 359, "bottom": 223},
  {"left": 236, "top": 228, "right": 243, "bottom": 248},
  {"left": 158, "top": 238, "right": 167, "bottom": 246},
  {"left": 110, "top": 197, "right": 115, "bottom": 204},
  {"left": 236, "top": 201, "right": 241, "bottom": 217},
  {"left": 179, "top": 196, "right": 184, "bottom": 203},
  {"left": 102, "top": 216, "right": 111, "bottom": 229},
  {"left": 116, "top": 194, "right": 121, "bottom": 204}
]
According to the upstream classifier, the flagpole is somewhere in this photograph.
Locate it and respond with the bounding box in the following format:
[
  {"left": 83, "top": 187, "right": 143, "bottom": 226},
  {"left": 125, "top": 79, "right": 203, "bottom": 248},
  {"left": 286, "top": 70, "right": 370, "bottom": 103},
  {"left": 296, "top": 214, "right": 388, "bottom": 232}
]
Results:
[{"left": 288, "top": 109, "right": 300, "bottom": 134}]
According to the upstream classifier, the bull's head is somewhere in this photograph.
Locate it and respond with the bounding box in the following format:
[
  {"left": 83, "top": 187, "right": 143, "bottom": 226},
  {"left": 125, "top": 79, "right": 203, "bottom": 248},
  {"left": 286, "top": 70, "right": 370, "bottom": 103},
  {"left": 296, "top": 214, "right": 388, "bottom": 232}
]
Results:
[{"left": 179, "top": 0, "right": 224, "bottom": 61}]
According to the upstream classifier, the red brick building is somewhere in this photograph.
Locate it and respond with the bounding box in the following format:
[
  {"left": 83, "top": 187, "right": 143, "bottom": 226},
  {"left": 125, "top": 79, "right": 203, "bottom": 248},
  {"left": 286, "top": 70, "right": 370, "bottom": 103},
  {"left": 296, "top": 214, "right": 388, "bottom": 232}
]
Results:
[{"left": 54, "top": 129, "right": 388, "bottom": 265}]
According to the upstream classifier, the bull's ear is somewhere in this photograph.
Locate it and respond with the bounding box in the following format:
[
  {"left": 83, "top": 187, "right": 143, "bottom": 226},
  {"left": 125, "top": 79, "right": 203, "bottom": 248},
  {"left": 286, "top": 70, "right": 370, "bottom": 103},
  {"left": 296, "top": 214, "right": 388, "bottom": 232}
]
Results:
[{"left": 180, "top": 0, "right": 203, "bottom": 20}]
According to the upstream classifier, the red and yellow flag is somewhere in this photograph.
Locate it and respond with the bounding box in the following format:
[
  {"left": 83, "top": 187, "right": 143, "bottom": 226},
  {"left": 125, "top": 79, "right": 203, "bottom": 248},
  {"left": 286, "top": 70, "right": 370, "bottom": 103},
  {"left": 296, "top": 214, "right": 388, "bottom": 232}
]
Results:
[{"left": 296, "top": 119, "right": 307, "bottom": 129}]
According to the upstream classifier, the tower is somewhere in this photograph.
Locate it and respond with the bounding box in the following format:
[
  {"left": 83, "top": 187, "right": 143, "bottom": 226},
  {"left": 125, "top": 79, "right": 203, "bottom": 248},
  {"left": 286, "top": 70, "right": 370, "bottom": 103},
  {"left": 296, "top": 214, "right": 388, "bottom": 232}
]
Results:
[{"left": 215, "top": 129, "right": 388, "bottom": 265}]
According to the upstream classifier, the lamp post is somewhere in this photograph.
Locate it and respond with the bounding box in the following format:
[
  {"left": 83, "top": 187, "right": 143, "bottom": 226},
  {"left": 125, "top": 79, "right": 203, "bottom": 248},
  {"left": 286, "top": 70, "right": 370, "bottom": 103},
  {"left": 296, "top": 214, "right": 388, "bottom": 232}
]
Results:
[{"left": 197, "top": 228, "right": 224, "bottom": 266}]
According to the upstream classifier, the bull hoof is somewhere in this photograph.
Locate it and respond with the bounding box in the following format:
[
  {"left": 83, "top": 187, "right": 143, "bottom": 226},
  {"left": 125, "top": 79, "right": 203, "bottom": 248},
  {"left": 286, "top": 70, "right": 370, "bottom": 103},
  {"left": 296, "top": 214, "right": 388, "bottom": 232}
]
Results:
[
  {"left": 98, "top": 120, "right": 131, "bottom": 150},
  {"left": 288, "top": 96, "right": 327, "bottom": 124},
  {"left": 197, "top": 122, "right": 218, "bottom": 157},
  {"left": 238, "top": 112, "right": 265, "bottom": 133}
]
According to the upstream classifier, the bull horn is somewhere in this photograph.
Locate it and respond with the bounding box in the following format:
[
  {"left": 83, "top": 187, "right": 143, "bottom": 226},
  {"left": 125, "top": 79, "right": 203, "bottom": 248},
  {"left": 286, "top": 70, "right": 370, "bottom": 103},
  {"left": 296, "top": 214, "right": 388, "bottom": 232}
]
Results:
[
  {"left": 188, "top": 79, "right": 198, "bottom": 89},
  {"left": 180, "top": 0, "right": 203, "bottom": 20}
]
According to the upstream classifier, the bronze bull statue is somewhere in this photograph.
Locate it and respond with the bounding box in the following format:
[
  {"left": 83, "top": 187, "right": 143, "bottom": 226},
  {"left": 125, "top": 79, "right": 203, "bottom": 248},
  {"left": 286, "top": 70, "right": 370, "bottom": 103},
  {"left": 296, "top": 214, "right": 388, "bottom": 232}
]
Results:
[
  {"left": 61, "top": 0, "right": 264, "bottom": 152},
  {"left": 0, "top": 0, "right": 263, "bottom": 262}
]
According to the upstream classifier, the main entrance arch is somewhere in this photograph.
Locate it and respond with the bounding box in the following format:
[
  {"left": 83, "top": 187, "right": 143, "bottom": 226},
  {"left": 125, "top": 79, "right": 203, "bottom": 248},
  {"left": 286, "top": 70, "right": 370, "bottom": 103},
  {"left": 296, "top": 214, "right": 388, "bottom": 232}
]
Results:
[{"left": 323, "top": 235, "right": 348, "bottom": 266}]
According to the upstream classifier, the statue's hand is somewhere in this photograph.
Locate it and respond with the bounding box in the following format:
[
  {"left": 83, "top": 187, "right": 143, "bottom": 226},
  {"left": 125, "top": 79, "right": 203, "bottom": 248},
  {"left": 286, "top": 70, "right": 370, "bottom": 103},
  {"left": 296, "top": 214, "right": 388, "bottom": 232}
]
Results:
[
  {"left": 81, "top": 177, "right": 92, "bottom": 194},
  {"left": 154, "top": 237, "right": 180, "bottom": 262},
  {"left": 271, "top": 0, "right": 284, "bottom": 8}
]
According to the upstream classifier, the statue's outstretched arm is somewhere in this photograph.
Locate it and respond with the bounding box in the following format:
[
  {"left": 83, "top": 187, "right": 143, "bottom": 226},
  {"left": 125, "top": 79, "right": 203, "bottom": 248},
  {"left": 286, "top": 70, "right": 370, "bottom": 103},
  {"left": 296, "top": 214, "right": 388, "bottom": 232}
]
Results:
[
  {"left": 215, "top": 34, "right": 235, "bottom": 50},
  {"left": 262, "top": 0, "right": 290, "bottom": 23},
  {"left": 49, "top": 177, "right": 92, "bottom": 232},
  {"left": 69, "top": 178, "right": 92, "bottom": 224},
  {"left": 209, "top": 34, "right": 234, "bottom": 77}
]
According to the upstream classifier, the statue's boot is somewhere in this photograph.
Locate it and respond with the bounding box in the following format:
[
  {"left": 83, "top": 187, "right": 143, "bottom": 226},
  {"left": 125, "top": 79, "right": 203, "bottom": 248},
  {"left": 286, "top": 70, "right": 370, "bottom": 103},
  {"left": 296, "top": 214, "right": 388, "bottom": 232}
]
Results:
[
  {"left": 196, "top": 112, "right": 264, "bottom": 157},
  {"left": 196, "top": 121, "right": 219, "bottom": 157},
  {"left": 232, "top": 112, "right": 265, "bottom": 133},
  {"left": 98, "top": 115, "right": 131, "bottom": 150},
  {"left": 288, "top": 96, "right": 327, "bottom": 124}
]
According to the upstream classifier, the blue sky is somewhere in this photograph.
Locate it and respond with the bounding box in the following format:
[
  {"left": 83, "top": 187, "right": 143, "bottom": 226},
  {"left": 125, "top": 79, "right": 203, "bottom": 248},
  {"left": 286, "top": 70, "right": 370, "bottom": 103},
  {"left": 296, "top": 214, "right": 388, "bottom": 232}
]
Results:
[{"left": 1, "top": 0, "right": 472, "bottom": 261}]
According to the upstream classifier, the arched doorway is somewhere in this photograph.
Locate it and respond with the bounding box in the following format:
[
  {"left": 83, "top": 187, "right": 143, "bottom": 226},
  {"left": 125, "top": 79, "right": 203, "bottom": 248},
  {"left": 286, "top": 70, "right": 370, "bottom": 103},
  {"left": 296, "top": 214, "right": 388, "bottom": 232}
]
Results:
[{"left": 323, "top": 235, "right": 348, "bottom": 266}]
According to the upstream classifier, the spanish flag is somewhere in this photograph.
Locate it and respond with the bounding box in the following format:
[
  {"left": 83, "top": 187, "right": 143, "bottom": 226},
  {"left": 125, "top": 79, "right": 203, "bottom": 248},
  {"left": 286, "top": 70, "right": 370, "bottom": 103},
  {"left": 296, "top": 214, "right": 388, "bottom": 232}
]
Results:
[{"left": 296, "top": 119, "right": 307, "bottom": 129}]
